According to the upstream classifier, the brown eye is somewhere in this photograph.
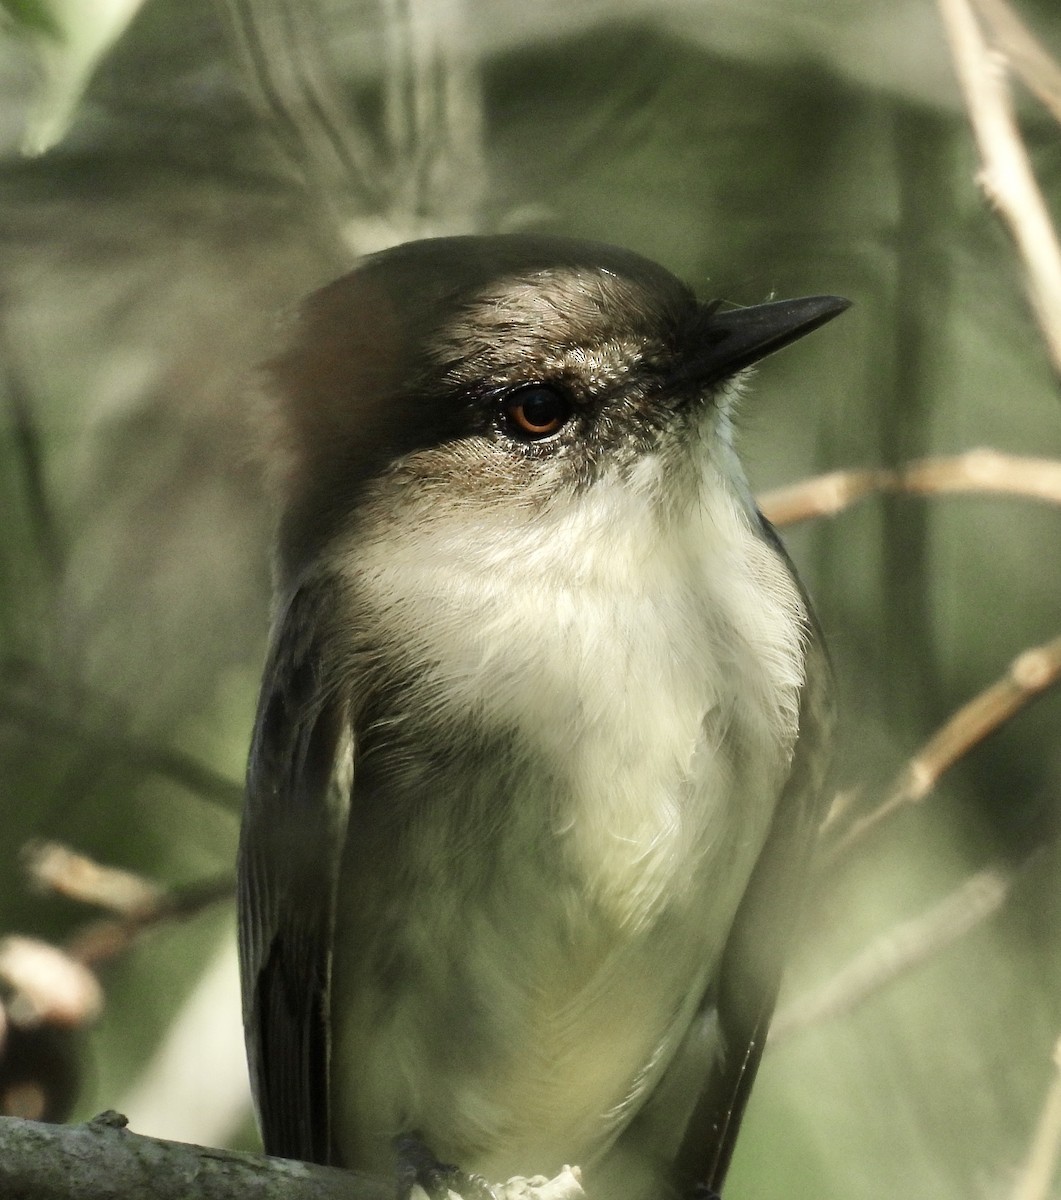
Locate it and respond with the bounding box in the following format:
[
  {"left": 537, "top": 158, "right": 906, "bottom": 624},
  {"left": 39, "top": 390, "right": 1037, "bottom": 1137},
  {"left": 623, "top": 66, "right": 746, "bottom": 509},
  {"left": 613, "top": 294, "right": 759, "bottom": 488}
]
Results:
[{"left": 501, "top": 385, "right": 572, "bottom": 440}]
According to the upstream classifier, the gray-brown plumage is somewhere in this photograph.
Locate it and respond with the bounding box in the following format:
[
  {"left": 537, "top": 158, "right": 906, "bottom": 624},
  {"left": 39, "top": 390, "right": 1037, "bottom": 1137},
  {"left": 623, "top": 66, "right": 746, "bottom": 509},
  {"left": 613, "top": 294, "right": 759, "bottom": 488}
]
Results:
[{"left": 237, "top": 234, "right": 844, "bottom": 1198}]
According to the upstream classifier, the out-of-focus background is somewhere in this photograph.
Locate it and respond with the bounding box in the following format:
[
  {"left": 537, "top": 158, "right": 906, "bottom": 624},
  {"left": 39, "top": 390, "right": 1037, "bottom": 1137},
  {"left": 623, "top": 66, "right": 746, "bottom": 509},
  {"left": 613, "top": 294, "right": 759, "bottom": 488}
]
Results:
[{"left": 0, "top": 1, "right": 1059, "bottom": 1196}]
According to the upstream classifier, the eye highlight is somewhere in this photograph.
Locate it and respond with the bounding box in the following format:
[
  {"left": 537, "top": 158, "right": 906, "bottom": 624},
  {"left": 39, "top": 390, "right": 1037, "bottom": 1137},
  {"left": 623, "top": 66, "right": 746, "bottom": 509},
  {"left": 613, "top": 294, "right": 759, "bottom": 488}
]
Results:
[{"left": 500, "top": 385, "right": 573, "bottom": 441}]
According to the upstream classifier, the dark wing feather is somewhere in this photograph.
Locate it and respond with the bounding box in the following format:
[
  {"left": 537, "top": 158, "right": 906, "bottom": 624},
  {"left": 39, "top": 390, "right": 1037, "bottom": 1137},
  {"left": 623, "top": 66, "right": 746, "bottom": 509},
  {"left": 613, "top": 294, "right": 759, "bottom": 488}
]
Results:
[
  {"left": 672, "top": 523, "right": 834, "bottom": 1195},
  {"left": 237, "top": 578, "right": 353, "bottom": 1164}
]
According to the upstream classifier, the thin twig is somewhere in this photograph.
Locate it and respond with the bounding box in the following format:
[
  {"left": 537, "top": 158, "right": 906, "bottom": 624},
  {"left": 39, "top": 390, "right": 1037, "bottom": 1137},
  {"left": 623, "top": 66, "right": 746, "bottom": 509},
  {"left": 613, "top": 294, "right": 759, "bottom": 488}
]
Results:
[
  {"left": 21, "top": 839, "right": 233, "bottom": 970},
  {"left": 937, "top": 0, "right": 1061, "bottom": 376},
  {"left": 1, "top": 848, "right": 232, "bottom": 1051},
  {"left": 22, "top": 842, "right": 164, "bottom": 916},
  {"left": 758, "top": 449, "right": 1061, "bottom": 527},
  {"left": 822, "top": 634, "right": 1061, "bottom": 856},
  {"left": 774, "top": 856, "right": 1033, "bottom": 1042},
  {"left": 220, "top": 0, "right": 385, "bottom": 241},
  {"left": 1009, "top": 1035, "right": 1061, "bottom": 1200},
  {"left": 223, "top": 0, "right": 486, "bottom": 251},
  {"left": 62, "top": 875, "right": 235, "bottom": 969},
  {"left": 380, "top": 0, "right": 486, "bottom": 240},
  {"left": 971, "top": 0, "right": 1061, "bottom": 125}
]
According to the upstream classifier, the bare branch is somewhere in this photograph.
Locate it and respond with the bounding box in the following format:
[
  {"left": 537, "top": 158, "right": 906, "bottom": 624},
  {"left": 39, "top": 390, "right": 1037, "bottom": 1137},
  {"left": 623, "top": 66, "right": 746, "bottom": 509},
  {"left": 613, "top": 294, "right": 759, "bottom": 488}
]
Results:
[
  {"left": 222, "top": 0, "right": 487, "bottom": 252},
  {"left": 971, "top": 0, "right": 1061, "bottom": 125},
  {"left": 21, "top": 840, "right": 233, "bottom": 969},
  {"left": 937, "top": 0, "right": 1061, "bottom": 376},
  {"left": 774, "top": 857, "right": 1033, "bottom": 1041},
  {"left": 758, "top": 468, "right": 893, "bottom": 527},
  {"left": 823, "top": 634, "right": 1061, "bottom": 856},
  {"left": 758, "top": 449, "right": 1061, "bottom": 527},
  {"left": 220, "top": 0, "right": 386, "bottom": 241},
  {"left": 23, "top": 842, "right": 164, "bottom": 916},
  {"left": 0, "top": 1111, "right": 585, "bottom": 1200},
  {"left": 1010, "top": 1035, "right": 1061, "bottom": 1200},
  {"left": 64, "top": 876, "right": 235, "bottom": 969},
  {"left": 0, "top": 855, "right": 233, "bottom": 1121},
  {"left": 0, "top": 1110, "right": 392, "bottom": 1200}
]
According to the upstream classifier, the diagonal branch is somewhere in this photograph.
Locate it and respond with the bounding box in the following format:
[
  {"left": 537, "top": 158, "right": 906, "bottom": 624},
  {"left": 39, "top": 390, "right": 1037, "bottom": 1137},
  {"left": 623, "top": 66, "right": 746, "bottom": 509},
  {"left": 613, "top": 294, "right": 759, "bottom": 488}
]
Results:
[
  {"left": 971, "top": 0, "right": 1061, "bottom": 125},
  {"left": 937, "top": 0, "right": 1061, "bottom": 377},
  {"left": 773, "top": 854, "right": 1037, "bottom": 1041},
  {"left": 1010, "top": 1034, "right": 1061, "bottom": 1200},
  {"left": 758, "top": 449, "right": 1061, "bottom": 527},
  {"left": 822, "top": 634, "right": 1061, "bottom": 856}
]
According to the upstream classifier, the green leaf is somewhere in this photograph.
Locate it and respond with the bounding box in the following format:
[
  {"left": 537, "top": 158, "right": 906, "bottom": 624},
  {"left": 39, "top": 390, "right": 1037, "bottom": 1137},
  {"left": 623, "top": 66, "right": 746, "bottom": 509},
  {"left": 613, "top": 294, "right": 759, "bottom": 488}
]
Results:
[{"left": 1, "top": 0, "right": 64, "bottom": 41}]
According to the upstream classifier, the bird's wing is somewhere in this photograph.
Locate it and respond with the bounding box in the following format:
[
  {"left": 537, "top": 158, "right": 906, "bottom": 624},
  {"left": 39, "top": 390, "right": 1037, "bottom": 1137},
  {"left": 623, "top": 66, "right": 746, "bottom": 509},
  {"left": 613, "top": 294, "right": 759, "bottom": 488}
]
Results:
[
  {"left": 237, "top": 578, "right": 353, "bottom": 1164},
  {"left": 672, "top": 534, "right": 834, "bottom": 1195}
]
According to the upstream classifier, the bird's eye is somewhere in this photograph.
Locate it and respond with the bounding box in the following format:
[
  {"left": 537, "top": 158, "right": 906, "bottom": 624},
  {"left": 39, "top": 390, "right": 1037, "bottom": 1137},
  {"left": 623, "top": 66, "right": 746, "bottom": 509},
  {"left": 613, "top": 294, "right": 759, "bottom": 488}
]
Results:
[{"left": 500, "top": 385, "right": 572, "bottom": 440}]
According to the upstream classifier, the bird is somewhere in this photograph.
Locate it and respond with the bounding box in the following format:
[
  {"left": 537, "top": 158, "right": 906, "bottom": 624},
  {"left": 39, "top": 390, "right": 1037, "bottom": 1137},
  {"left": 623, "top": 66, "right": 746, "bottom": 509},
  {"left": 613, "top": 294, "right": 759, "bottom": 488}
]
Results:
[{"left": 236, "top": 233, "right": 846, "bottom": 1200}]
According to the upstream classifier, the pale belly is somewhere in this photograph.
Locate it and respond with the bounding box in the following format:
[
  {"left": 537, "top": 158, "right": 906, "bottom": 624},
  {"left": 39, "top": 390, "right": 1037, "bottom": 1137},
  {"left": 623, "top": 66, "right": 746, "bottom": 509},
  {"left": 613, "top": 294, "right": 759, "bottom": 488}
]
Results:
[
  {"left": 327, "top": 465, "right": 806, "bottom": 1183},
  {"left": 328, "top": 712, "right": 786, "bottom": 1183}
]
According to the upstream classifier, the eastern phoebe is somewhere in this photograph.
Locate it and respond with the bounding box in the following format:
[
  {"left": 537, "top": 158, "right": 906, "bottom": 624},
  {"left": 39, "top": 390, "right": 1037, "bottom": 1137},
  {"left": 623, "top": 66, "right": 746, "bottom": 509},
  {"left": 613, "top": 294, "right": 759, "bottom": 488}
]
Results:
[{"left": 237, "top": 235, "right": 845, "bottom": 1199}]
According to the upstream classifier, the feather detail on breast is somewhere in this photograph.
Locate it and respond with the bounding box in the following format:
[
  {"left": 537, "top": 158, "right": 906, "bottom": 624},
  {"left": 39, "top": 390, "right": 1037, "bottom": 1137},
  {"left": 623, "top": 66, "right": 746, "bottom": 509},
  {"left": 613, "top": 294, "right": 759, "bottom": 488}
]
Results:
[{"left": 322, "top": 459, "right": 809, "bottom": 1177}]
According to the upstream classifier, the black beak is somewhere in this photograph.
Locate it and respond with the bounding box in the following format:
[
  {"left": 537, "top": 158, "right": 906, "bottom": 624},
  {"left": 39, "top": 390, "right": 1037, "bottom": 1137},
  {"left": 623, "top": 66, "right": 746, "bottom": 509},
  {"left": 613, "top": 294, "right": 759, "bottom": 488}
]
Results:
[{"left": 698, "top": 295, "right": 851, "bottom": 382}]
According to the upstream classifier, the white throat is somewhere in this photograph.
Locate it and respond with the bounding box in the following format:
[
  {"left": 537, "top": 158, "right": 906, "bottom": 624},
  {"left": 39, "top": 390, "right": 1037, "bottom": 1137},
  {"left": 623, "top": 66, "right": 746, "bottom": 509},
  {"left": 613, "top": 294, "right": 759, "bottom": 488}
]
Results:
[{"left": 341, "top": 443, "right": 807, "bottom": 926}]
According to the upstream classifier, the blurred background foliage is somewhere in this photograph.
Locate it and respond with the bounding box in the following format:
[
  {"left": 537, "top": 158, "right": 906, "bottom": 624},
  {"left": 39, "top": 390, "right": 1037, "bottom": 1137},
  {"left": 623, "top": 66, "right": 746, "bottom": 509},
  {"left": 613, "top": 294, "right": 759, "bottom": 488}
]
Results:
[{"left": 0, "top": 0, "right": 1059, "bottom": 1197}]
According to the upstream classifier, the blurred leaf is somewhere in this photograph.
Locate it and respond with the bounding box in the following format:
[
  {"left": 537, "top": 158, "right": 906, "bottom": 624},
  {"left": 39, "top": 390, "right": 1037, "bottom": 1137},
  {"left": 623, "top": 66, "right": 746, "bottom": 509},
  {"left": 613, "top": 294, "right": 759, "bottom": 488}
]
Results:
[
  {"left": 1, "top": 0, "right": 62, "bottom": 40},
  {"left": 16, "top": 0, "right": 147, "bottom": 155}
]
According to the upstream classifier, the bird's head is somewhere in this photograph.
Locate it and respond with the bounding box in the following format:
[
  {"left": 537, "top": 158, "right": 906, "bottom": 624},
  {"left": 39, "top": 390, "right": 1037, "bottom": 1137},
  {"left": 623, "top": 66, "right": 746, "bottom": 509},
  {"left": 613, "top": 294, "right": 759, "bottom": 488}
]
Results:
[{"left": 258, "top": 235, "right": 848, "bottom": 582}]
